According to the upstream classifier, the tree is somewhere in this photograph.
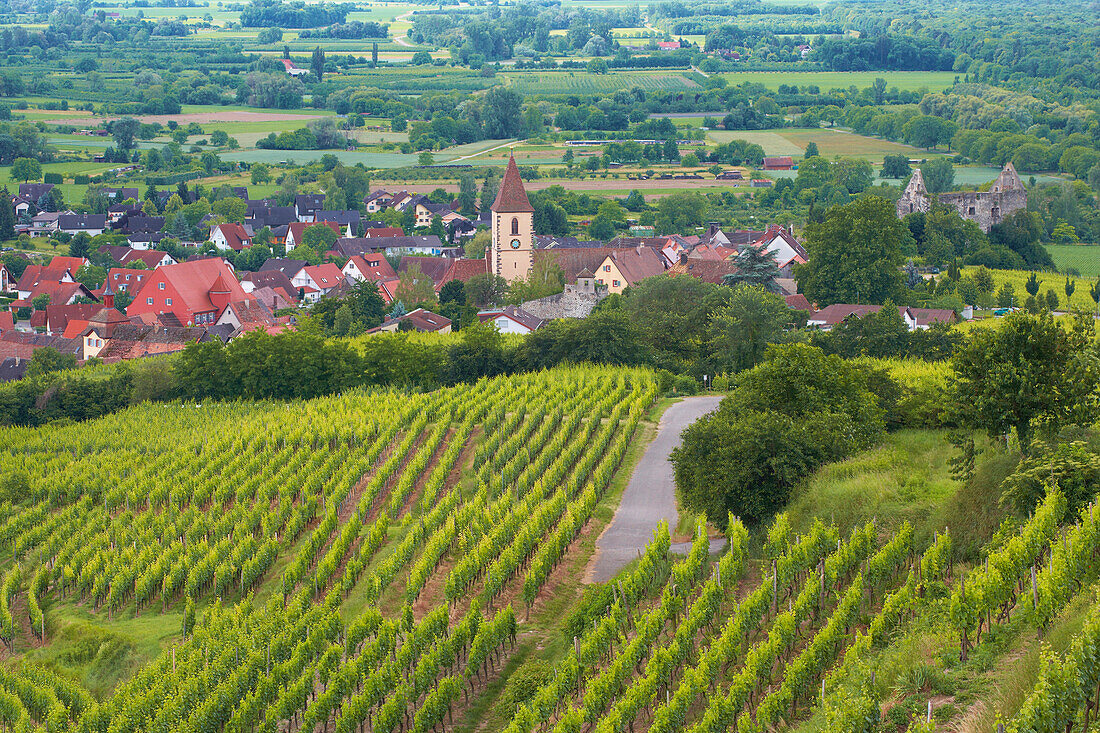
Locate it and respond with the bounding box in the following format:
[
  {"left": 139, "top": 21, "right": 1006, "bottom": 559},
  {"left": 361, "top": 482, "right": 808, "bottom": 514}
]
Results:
[
  {"left": 372, "top": 42, "right": 379, "bottom": 67},
  {"left": 439, "top": 280, "right": 466, "bottom": 306},
  {"left": 465, "top": 230, "right": 490, "bottom": 259},
  {"left": 587, "top": 58, "right": 608, "bottom": 74},
  {"left": 465, "top": 273, "right": 507, "bottom": 307},
  {"left": 796, "top": 195, "right": 907, "bottom": 307},
  {"left": 707, "top": 285, "right": 795, "bottom": 374},
  {"left": 671, "top": 344, "right": 886, "bottom": 524},
  {"left": 0, "top": 190, "right": 14, "bottom": 241},
  {"left": 904, "top": 115, "right": 957, "bottom": 150},
  {"left": 212, "top": 197, "right": 247, "bottom": 223},
  {"left": 311, "top": 47, "right": 325, "bottom": 81},
  {"left": 952, "top": 312, "right": 1100, "bottom": 451},
  {"left": 457, "top": 174, "right": 478, "bottom": 215},
  {"left": 428, "top": 215, "right": 446, "bottom": 239},
  {"left": 881, "top": 154, "right": 911, "bottom": 179},
  {"left": 301, "top": 223, "right": 338, "bottom": 250},
  {"left": 24, "top": 346, "right": 76, "bottom": 379},
  {"left": 1092, "top": 278, "right": 1100, "bottom": 316},
  {"left": 1065, "top": 277, "right": 1076, "bottom": 302},
  {"left": 418, "top": 151, "right": 435, "bottom": 166},
  {"left": 1024, "top": 272, "right": 1040, "bottom": 298},
  {"left": 479, "top": 172, "right": 499, "bottom": 213},
  {"left": 803, "top": 141, "right": 819, "bottom": 158},
  {"left": 724, "top": 245, "right": 781, "bottom": 292},
  {"left": 69, "top": 232, "right": 91, "bottom": 259},
  {"left": 655, "top": 191, "right": 707, "bottom": 234},
  {"left": 871, "top": 77, "right": 887, "bottom": 105},
  {"left": 587, "top": 215, "right": 615, "bottom": 241},
  {"left": 10, "top": 157, "right": 41, "bottom": 182},
  {"left": 393, "top": 261, "right": 438, "bottom": 308},
  {"left": 922, "top": 158, "right": 955, "bottom": 194},
  {"left": 111, "top": 117, "right": 141, "bottom": 151},
  {"left": 251, "top": 163, "right": 272, "bottom": 185},
  {"left": 480, "top": 87, "right": 523, "bottom": 139}
]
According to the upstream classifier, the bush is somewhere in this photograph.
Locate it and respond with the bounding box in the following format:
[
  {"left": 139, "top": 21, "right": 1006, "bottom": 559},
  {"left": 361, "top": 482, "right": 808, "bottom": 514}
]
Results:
[
  {"left": 671, "top": 344, "right": 889, "bottom": 525},
  {"left": 498, "top": 662, "right": 554, "bottom": 718},
  {"left": 43, "top": 172, "right": 62, "bottom": 184},
  {"left": 74, "top": 174, "right": 89, "bottom": 185}
]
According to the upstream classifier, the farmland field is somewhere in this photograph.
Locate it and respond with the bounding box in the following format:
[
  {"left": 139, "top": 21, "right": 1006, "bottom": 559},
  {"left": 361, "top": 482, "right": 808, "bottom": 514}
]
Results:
[
  {"left": 714, "top": 70, "right": 960, "bottom": 91},
  {"left": 706, "top": 127, "right": 924, "bottom": 160},
  {"left": 1046, "top": 244, "right": 1100, "bottom": 277},
  {"left": 502, "top": 71, "right": 699, "bottom": 94}
]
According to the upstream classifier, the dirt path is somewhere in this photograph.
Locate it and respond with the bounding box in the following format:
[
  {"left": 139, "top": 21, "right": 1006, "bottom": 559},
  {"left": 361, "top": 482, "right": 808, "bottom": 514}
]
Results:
[
  {"left": 587, "top": 396, "right": 723, "bottom": 583},
  {"left": 449, "top": 139, "right": 521, "bottom": 163},
  {"left": 394, "top": 11, "right": 414, "bottom": 47}
]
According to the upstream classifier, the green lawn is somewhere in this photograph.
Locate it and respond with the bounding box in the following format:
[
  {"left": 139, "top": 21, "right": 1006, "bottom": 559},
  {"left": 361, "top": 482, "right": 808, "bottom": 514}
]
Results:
[{"left": 1046, "top": 244, "right": 1100, "bottom": 277}]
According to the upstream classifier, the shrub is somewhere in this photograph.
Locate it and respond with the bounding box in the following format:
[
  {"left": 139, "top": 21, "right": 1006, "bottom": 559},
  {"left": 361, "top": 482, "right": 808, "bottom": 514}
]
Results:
[{"left": 43, "top": 172, "right": 62, "bottom": 184}]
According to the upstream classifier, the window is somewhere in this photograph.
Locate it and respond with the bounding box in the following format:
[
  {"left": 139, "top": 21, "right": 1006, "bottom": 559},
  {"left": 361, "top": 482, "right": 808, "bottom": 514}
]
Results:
[
  {"left": 604, "top": 264, "right": 611, "bottom": 272},
  {"left": 125, "top": 274, "right": 131, "bottom": 281},
  {"left": 165, "top": 298, "right": 172, "bottom": 306},
  {"left": 158, "top": 282, "right": 165, "bottom": 290},
  {"left": 613, "top": 279, "right": 621, "bottom": 287},
  {"left": 511, "top": 217, "right": 519, "bottom": 235},
  {"left": 146, "top": 297, "right": 153, "bottom": 305}
]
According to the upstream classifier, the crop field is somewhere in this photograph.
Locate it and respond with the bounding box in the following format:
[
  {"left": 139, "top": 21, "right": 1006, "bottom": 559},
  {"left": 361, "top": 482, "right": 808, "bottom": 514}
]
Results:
[
  {"left": 960, "top": 267, "right": 1099, "bottom": 312},
  {"left": 1046, "top": 244, "right": 1100, "bottom": 277},
  {"left": 706, "top": 128, "right": 924, "bottom": 160},
  {"left": 715, "top": 70, "right": 959, "bottom": 92},
  {"left": 502, "top": 71, "right": 699, "bottom": 94},
  {"left": 0, "top": 367, "right": 659, "bottom": 731}
]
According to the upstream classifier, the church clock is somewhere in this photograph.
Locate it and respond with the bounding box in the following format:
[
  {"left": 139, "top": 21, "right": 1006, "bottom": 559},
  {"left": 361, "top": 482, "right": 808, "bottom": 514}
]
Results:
[{"left": 510, "top": 238, "right": 521, "bottom": 249}]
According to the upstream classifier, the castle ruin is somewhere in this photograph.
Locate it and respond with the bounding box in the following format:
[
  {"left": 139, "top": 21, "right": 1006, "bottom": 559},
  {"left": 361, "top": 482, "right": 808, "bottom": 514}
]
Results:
[{"left": 896, "top": 162, "right": 1027, "bottom": 232}]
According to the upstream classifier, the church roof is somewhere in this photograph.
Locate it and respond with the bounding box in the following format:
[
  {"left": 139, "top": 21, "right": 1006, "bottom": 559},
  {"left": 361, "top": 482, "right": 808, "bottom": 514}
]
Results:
[{"left": 492, "top": 154, "right": 534, "bottom": 214}]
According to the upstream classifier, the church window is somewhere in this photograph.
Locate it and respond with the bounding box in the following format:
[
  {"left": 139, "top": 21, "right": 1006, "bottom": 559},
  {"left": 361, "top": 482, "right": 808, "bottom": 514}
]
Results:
[{"left": 511, "top": 217, "right": 519, "bottom": 235}]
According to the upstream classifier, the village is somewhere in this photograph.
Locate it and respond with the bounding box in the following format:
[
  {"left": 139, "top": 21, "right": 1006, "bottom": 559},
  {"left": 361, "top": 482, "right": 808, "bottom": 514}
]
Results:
[{"left": 0, "top": 155, "right": 968, "bottom": 379}]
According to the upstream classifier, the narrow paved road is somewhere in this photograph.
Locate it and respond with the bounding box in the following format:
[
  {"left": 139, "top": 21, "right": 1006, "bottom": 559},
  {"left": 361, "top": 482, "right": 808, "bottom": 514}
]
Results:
[{"left": 588, "top": 396, "right": 724, "bottom": 583}]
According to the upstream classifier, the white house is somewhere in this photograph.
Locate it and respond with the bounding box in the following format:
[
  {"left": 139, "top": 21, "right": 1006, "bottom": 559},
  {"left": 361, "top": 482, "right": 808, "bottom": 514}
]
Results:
[
  {"left": 290, "top": 264, "right": 344, "bottom": 303},
  {"left": 477, "top": 305, "right": 545, "bottom": 335}
]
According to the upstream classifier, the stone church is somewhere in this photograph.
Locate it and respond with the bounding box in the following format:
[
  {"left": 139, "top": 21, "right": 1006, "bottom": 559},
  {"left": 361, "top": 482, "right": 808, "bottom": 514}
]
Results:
[{"left": 896, "top": 162, "right": 1027, "bottom": 232}]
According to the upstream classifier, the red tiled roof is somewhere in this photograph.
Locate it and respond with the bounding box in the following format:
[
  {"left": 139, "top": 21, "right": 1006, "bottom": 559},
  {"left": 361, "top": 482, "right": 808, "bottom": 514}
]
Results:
[
  {"left": 46, "top": 304, "right": 99, "bottom": 335},
  {"left": 438, "top": 258, "right": 488, "bottom": 287},
  {"left": 666, "top": 260, "right": 740, "bottom": 284},
  {"left": 492, "top": 154, "right": 534, "bottom": 213},
  {"left": 107, "top": 267, "right": 152, "bottom": 292},
  {"left": 606, "top": 247, "right": 667, "bottom": 286},
  {"left": 304, "top": 264, "right": 344, "bottom": 289},
  {"left": 909, "top": 308, "right": 957, "bottom": 326},
  {"left": 809, "top": 303, "right": 884, "bottom": 326},
  {"left": 213, "top": 223, "right": 252, "bottom": 251},
  {"left": 364, "top": 227, "right": 404, "bottom": 238},
  {"left": 121, "top": 250, "right": 171, "bottom": 269},
  {"left": 784, "top": 293, "right": 813, "bottom": 312},
  {"left": 345, "top": 254, "right": 397, "bottom": 282},
  {"left": 0, "top": 311, "right": 12, "bottom": 334},
  {"left": 136, "top": 259, "right": 251, "bottom": 315},
  {"left": 44, "top": 256, "right": 88, "bottom": 274}
]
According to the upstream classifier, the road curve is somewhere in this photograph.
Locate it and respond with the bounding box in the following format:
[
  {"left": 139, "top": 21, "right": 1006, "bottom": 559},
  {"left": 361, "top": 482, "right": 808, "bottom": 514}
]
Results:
[{"left": 587, "top": 395, "right": 724, "bottom": 583}]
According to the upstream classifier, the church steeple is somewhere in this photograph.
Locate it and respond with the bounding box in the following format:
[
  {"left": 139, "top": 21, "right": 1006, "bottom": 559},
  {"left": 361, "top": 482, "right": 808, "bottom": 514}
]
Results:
[
  {"left": 490, "top": 153, "right": 534, "bottom": 283},
  {"left": 493, "top": 154, "right": 534, "bottom": 213}
]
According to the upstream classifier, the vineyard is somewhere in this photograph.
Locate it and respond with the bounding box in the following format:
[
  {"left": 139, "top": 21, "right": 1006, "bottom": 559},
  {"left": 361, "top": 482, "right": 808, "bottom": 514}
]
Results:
[
  {"left": 502, "top": 71, "right": 700, "bottom": 94},
  {"left": 0, "top": 366, "right": 659, "bottom": 732},
  {"left": 1, "top": 362, "right": 1100, "bottom": 732}
]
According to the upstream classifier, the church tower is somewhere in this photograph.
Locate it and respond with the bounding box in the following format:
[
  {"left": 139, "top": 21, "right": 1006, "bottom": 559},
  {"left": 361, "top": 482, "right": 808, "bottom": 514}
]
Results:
[{"left": 490, "top": 154, "right": 534, "bottom": 283}]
